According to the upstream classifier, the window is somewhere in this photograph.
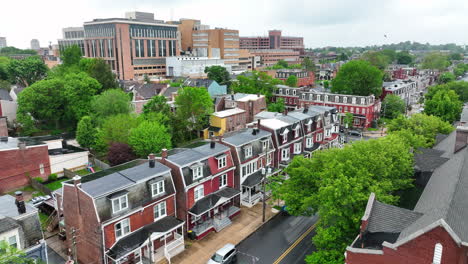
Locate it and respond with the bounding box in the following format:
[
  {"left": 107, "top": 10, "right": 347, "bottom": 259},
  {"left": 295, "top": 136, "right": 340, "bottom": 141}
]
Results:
[
  {"left": 325, "top": 129, "right": 331, "bottom": 137},
  {"left": 39, "top": 164, "right": 44, "bottom": 174},
  {"left": 335, "top": 96, "right": 339, "bottom": 102},
  {"left": 112, "top": 195, "right": 128, "bottom": 214},
  {"left": 154, "top": 202, "right": 167, "bottom": 220},
  {"left": 362, "top": 108, "right": 366, "bottom": 114},
  {"left": 262, "top": 140, "right": 268, "bottom": 151},
  {"left": 356, "top": 108, "right": 360, "bottom": 114},
  {"left": 151, "top": 181, "right": 165, "bottom": 197},
  {"left": 192, "top": 165, "right": 203, "bottom": 180},
  {"left": 217, "top": 156, "right": 227, "bottom": 169},
  {"left": 292, "top": 90, "right": 297, "bottom": 96},
  {"left": 282, "top": 129, "right": 289, "bottom": 144},
  {"left": 219, "top": 174, "right": 227, "bottom": 188},
  {"left": 7, "top": 235, "right": 18, "bottom": 249},
  {"left": 244, "top": 145, "right": 253, "bottom": 158},
  {"left": 294, "top": 125, "right": 300, "bottom": 138},
  {"left": 306, "top": 120, "right": 312, "bottom": 132},
  {"left": 115, "top": 218, "right": 130, "bottom": 239},
  {"left": 433, "top": 243, "right": 442, "bottom": 264},
  {"left": 286, "top": 89, "right": 290, "bottom": 95},
  {"left": 281, "top": 148, "right": 290, "bottom": 161},
  {"left": 306, "top": 137, "right": 313, "bottom": 148},
  {"left": 361, "top": 98, "right": 365, "bottom": 104},
  {"left": 317, "top": 95, "right": 321, "bottom": 101},
  {"left": 135, "top": 39, "right": 144, "bottom": 57},
  {"left": 316, "top": 133, "right": 323, "bottom": 142},
  {"left": 148, "top": 40, "right": 156, "bottom": 57},
  {"left": 352, "top": 97, "right": 356, "bottom": 104},
  {"left": 241, "top": 160, "right": 257, "bottom": 178},
  {"left": 194, "top": 185, "right": 204, "bottom": 201},
  {"left": 267, "top": 153, "right": 272, "bottom": 165},
  {"left": 350, "top": 107, "right": 354, "bottom": 113},
  {"left": 294, "top": 143, "right": 302, "bottom": 154}
]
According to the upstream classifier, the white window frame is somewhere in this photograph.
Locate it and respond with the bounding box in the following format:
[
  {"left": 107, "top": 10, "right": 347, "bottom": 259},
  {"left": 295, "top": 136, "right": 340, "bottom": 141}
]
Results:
[
  {"left": 361, "top": 98, "right": 365, "bottom": 104},
  {"left": 266, "top": 153, "right": 272, "bottom": 165},
  {"left": 192, "top": 165, "right": 203, "bottom": 180},
  {"left": 352, "top": 97, "right": 356, "bottom": 104},
  {"left": 343, "top": 97, "right": 347, "bottom": 103},
  {"left": 219, "top": 174, "right": 227, "bottom": 188},
  {"left": 433, "top": 243, "right": 442, "bottom": 264},
  {"left": 294, "top": 125, "right": 300, "bottom": 138},
  {"left": 217, "top": 156, "right": 227, "bottom": 169},
  {"left": 281, "top": 148, "right": 290, "bottom": 161},
  {"left": 241, "top": 160, "right": 258, "bottom": 178},
  {"left": 316, "top": 133, "right": 323, "bottom": 142},
  {"left": 293, "top": 90, "right": 297, "bottom": 96},
  {"left": 262, "top": 140, "right": 268, "bottom": 151},
  {"left": 293, "top": 143, "right": 302, "bottom": 154},
  {"left": 194, "top": 185, "right": 204, "bottom": 201},
  {"left": 40, "top": 164, "right": 44, "bottom": 175},
  {"left": 325, "top": 129, "right": 331, "bottom": 138},
  {"left": 115, "top": 218, "right": 130, "bottom": 239},
  {"left": 111, "top": 195, "right": 128, "bottom": 214},
  {"left": 282, "top": 129, "right": 289, "bottom": 144},
  {"left": 362, "top": 108, "right": 366, "bottom": 114},
  {"left": 153, "top": 201, "right": 167, "bottom": 221},
  {"left": 306, "top": 137, "right": 313, "bottom": 148},
  {"left": 151, "top": 181, "right": 165, "bottom": 197},
  {"left": 244, "top": 145, "right": 253, "bottom": 158}
]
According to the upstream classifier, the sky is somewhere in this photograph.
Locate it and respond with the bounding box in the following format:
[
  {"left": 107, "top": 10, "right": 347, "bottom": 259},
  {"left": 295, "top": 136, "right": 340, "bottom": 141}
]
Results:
[{"left": 1, "top": 0, "right": 467, "bottom": 49}]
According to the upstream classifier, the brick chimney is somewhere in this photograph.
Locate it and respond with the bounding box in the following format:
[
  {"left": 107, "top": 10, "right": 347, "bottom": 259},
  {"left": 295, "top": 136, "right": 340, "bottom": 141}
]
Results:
[
  {"left": 161, "top": 149, "right": 168, "bottom": 160},
  {"left": 15, "top": 191, "right": 26, "bottom": 214},
  {"left": 0, "top": 117, "right": 7, "bottom": 137},
  {"left": 72, "top": 175, "right": 81, "bottom": 186},
  {"left": 455, "top": 126, "right": 468, "bottom": 153},
  {"left": 148, "top": 153, "right": 156, "bottom": 168},
  {"left": 210, "top": 137, "right": 216, "bottom": 149}
]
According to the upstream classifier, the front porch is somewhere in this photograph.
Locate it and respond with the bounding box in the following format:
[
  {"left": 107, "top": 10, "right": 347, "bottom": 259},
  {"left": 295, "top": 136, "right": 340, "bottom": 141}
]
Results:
[{"left": 241, "top": 169, "right": 280, "bottom": 207}]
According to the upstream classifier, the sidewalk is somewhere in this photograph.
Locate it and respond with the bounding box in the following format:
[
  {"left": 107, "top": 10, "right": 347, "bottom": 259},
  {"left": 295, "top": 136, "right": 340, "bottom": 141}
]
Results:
[{"left": 171, "top": 203, "right": 277, "bottom": 264}]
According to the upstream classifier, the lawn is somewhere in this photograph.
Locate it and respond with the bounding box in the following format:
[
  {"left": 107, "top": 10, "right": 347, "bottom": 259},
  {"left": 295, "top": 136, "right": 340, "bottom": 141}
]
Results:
[{"left": 45, "top": 178, "right": 69, "bottom": 191}]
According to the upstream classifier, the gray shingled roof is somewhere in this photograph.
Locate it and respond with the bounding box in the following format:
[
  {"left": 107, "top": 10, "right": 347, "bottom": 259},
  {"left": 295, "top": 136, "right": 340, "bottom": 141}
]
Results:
[
  {"left": 0, "top": 217, "right": 20, "bottom": 234},
  {"left": 366, "top": 200, "right": 423, "bottom": 233},
  {"left": 0, "top": 195, "right": 37, "bottom": 217},
  {"left": 414, "top": 148, "right": 449, "bottom": 172},
  {"left": 0, "top": 89, "right": 12, "bottom": 101},
  {"left": 167, "top": 142, "right": 229, "bottom": 167},
  {"left": 223, "top": 128, "right": 271, "bottom": 147}
]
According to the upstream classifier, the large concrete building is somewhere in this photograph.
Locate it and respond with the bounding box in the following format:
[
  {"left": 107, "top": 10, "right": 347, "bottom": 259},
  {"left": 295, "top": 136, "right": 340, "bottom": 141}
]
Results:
[
  {"left": 58, "top": 27, "right": 85, "bottom": 55},
  {"left": 0, "top": 37, "right": 6, "bottom": 48},
  {"left": 30, "top": 39, "right": 40, "bottom": 50},
  {"left": 248, "top": 49, "right": 301, "bottom": 67},
  {"left": 240, "top": 30, "right": 304, "bottom": 54},
  {"left": 166, "top": 56, "right": 230, "bottom": 78},
  {"left": 83, "top": 11, "right": 179, "bottom": 80}
]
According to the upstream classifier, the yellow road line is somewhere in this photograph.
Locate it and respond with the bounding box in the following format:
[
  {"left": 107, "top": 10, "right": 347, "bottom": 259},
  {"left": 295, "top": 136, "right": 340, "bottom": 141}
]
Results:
[{"left": 272, "top": 221, "right": 318, "bottom": 264}]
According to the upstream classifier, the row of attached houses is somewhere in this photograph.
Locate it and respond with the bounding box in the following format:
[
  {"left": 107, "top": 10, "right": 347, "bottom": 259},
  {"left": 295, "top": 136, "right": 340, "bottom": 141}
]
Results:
[
  {"left": 56, "top": 106, "right": 341, "bottom": 264},
  {"left": 275, "top": 85, "right": 380, "bottom": 128}
]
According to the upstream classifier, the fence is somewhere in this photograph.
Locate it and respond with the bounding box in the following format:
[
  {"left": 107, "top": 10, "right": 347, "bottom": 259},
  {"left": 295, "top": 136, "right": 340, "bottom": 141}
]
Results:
[
  {"left": 90, "top": 157, "right": 110, "bottom": 170},
  {"left": 30, "top": 178, "right": 52, "bottom": 196},
  {"left": 63, "top": 168, "right": 77, "bottom": 179}
]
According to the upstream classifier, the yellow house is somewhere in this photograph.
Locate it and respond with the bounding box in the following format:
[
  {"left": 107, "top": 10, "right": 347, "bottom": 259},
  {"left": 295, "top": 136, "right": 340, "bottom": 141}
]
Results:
[{"left": 203, "top": 108, "right": 247, "bottom": 139}]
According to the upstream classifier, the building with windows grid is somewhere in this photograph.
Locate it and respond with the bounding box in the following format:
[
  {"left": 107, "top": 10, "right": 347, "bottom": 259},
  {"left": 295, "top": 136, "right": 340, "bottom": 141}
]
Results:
[
  {"left": 83, "top": 12, "right": 179, "bottom": 80},
  {"left": 58, "top": 27, "right": 85, "bottom": 55}
]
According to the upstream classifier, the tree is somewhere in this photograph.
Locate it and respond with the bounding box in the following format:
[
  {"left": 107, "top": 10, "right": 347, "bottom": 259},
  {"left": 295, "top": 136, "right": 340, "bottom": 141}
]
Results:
[
  {"left": 381, "top": 49, "right": 397, "bottom": 63},
  {"left": 232, "top": 71, "right": 283, "bottom": 100},
  {"left": 61, "top": 45, "right": 82, "bottom": 66},
  {"left": 381, "top": 94, "right": 406, "bottom": 119},
  {"left": 323, "top": 80, "right": 330, "bottom": 89},
  {"left": 91, "top": 89, "right": 132, "bottom": 123},
  {"left": 302, "top": 57, "right": 316, "bottom": 71},
  {"left": 143, "top": 95, "right": 172, "bottom": 116},
  {"left": 62, "top": 73, "right": 101, "bottom": 123},
  {"left": 442, "top": 81, "right": 468, "bottom": 102},
  {"left": 0, "top": 56, "right": 11, "bottom": 81},
  {"left": 396, "top": 51, "right": 413, "bottom": 65},
  {"left": 438, "top": 72, "right": 455, "bottom": 84},
  {"left": 387, "top": 113, "right": 453, "bottom": 146},
  {"left": 0, "top": 240, "right": 38, "bottom": 264},
  {"left": 128, "top": 121, "right": 171, "bottom": 157},
  {"left": 76, "top": 116, "right": 97, "bottom": 149},
  {"left": 343, "top": 112, "right": 354, "bottom": 129},
  {"left": 98, "top": 114, "right": 139, "bottom": 146},
  {"left": 337, "top": 53, "right": 349, "bottom": 61},
  {"left": 107, "top": 142, "right": 137, "bottom": 166},
  {"left": 175, "top": 87, "right": 214, "bottom": 133},
  {"left": 422, "top": 52, "right": 449, "bottom": 70},
  {"left": 80, "top": 58, "right": 118, "bottom": 92},
  {"left": 285, "top": 75, "right": 298, "bottom": 87},
  {"left": 276, "top": 60, "right": 289, "bottom": 69},
  {"left": 331, "top": 60, "right": 383, "bottom": 96},
  {"left": 361, "top": 51, "right": 390, "bottom": 70},
  {"left": 204, "top": 65, "right": 230, "bottom": 86},
  {"left": 449, "top": 53, "right": 463, "bottom": 61},
  {"left": 267, "top": 98, "right": 285, "bottom": 113},
  {"left": 7, "top": 56, "right": 48, "bottom": 86},
  {"left": 424, "top": 89, "right": 462, "bottom": 123}
]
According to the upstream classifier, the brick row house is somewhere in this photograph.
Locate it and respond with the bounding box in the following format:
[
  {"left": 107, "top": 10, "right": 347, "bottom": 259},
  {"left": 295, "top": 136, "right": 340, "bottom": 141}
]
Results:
[
  {"left": 58, "top": 158, "right": 185, "bottom": 264},
  {"left": 262, "top": 69, "right": 315, "bottom": 87},
  {"left": 345, "top": 125, "right": 468, "bottom": 264},
  {"left": 275, "top": 85, "right": 381, "bottom": 128},
  {"left": 158, "top": 142, "right": 241, "bottom": 240}
]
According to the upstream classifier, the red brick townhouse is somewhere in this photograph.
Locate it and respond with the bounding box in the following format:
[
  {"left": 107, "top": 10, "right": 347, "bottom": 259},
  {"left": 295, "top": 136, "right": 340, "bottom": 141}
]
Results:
[
  {"left": 0, "top": 137, "right": 51, "bottom": 193},
  {"left": 345, "top": 125, "right": 468, "bottom": 264},
  {"left": 275, "top": 85, "right": 301, "bottom": 109},
  {"left": 59, "top": 158, "right": 185, "bottom": 264},
  {"left": 263, "top": 69, "right": 315, "bottom": 87},
  {"left": 221, "top": 125, "right": 276, "bottom": 207},
  {"left": 158, "top": 142, "right": 240, "bottom": 240}
]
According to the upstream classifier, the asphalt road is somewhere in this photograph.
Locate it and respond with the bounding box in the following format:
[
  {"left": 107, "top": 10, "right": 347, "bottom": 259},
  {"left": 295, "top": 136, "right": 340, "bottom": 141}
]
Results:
[{"left": 236, "top": 213, "right": 318, "bottom": 264}]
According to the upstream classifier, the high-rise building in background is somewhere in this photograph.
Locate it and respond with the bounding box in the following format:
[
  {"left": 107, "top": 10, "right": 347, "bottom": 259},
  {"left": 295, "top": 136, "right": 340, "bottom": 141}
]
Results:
[
  {"left": 240, "top": 30, "right": 305, "bottom": 54},
  {"left": 58, "top": 27, "right": 85, "bottom": 55},
  {"left": 30, "top": 39, "right": 40, "bottom": 50},
  {"left": 0, "top": 37, "right": 6, "bottom": 48},
  {"left": 83, "top": 11, "right": 179, "bottom": 80}
]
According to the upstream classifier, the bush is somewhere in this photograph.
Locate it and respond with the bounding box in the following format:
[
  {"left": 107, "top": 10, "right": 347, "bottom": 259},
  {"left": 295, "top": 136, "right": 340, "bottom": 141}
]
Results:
[
  {"left": 33, "top": 177, "right": 44, "bottom": 183},
  {"left": 48, "top": 174, "right": 58, "bottom": 181},
  {"left": 107, "top": 142, "right": 137, "bottom": 166}
]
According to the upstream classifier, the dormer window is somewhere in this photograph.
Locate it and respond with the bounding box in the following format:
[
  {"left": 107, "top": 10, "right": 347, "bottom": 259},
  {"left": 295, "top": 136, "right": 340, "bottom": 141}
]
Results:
[
  {"left": 151, "top": 181, "right": 165, "bottom": 197},
  {"left": 293, "top": 90, "right": 297, "bottom": 96},
  {"left": 306, "top": 119, "right": 312, "bottom": 131},
  {"left": 352, "top": 97, "right": 356, "bottom": 104},
  {"left": 278, "top": 88, "right": 282, "bottom": 94},
  {"left": 361, "top": 98, "right": 365, "bottom": 104},
  {"left": 217, "top": 155, "right": 227, "bottom": 169},
  {"left": 286, "top": 89, "right": 290, "bottom": 95},
  {"left": 335, "top": 96, "right": 339, "bottom": 102},
  {"left": 244, "top": 145, "right": 253, "bottom": 158},
  {"left": 192, "top": 165, "right": 203, "bottom": 180},
  {"left": 343, "top": 97, "right": 347, "bottom": 103},
  {"left": 317, "top": 95, "right": 321, "bottom": 101},
  {"left": 294, "top": 125, "right": 300, "bottom": 138},
  {"left": 262, "top": 140, "right": 269, "bottom": 151},
  {"left": 302, "top": 94, "right": 305, "bottom": 99},
  {"left": 282, "top": 128, "right": 289, "bottom": 143},
  {"left": 111, "top": 194, "right": 128, "bottom": 214}
]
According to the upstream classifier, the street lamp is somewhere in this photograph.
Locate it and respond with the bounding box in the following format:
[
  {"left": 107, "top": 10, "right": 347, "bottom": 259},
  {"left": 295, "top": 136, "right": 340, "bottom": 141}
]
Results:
[{"left": 261, "top": 166, "right": 272, "bottom": 223}]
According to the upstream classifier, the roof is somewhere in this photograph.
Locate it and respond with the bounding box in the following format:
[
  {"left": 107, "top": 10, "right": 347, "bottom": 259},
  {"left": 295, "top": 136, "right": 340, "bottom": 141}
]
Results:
[
  {"left": 235, "top": 94, "right": 264, "bottom": 102},
  {"left": 0, "top": 195, "right": 37, "bottom": 218},
  {"left": 461, "top": 107, "right": 468, "bottom": 123},
  {"left": 166, "top": 142, "right": 229, "bottom": 167},
  {"left": 0, "top": 89, "right": 12, "bottom": 101},
  {"left": 0, "top": 217, "right": 20, "bottom": 234},
  {"left": 258, "top": 118, "right": 290, "bottom": 130},
  {"left": 213, "top": 108, "right": 245, "bottom": 118},
  {"left": 0, "top": 137, "right": 47, "bottom": 151},
  {"left": 414, "top": 148, "right": 449, "bottom": 172},
  {"left": 223, "top": 128, "right": 271, "bottom": 147},
  {"left": 79, "top": 160, "right": 171, "bottom": 197},
  {"left": 366, "top": 200, "right": 423, "bottom": 234},
  {"left": 134, "top": 83, "right": 168, "bottom": 100},
  {"left": 242, "top": 170, "right": 264, "bottom": 187},
  {"left": 183, "top": 78, "right": 215, "bottom": 88},
  {"left": 189, "top": 187, "right": 240, "bottom": 215}
]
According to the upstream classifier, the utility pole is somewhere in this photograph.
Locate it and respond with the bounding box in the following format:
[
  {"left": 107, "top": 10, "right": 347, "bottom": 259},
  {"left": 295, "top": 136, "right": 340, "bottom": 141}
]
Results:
[
  {"left": 71, "top": 227, "right": 77, "bottom": 264},
  {"left": 262, "top": 176, "right": 266, "bottom": 223}
]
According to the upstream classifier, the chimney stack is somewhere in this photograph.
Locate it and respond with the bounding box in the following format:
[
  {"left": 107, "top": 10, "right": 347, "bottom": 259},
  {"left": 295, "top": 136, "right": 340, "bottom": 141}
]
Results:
[
  {"left": 72, "top": 175, "right": 81, "bottom": 186},
  {"left": 455, "top": 126, "right": 468, "bottom": 153},
  {"left": 283, "top": 108, "right": 288, "bottom": 116},
  {"left": 15, "top": 191, "right": 26, "bottom": 214},
  {"left": 161, "top": 149, "right": 168, "bottom": 160},
  {"left": 210, "top": 137, "right": 216, "bottom": 149},
  {"left": 148, "top": 153, "right": 156, "bottom": 168}
]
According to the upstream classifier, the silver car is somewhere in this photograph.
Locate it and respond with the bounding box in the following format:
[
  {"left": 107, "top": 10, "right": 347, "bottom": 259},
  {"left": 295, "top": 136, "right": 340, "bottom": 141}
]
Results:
[{"left": 207, "top": 243, "right": 237, "bottom": 264}]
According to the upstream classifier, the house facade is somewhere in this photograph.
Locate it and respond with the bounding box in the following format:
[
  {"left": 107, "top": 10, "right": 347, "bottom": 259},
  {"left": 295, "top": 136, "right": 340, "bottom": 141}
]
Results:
[
  {"left": 215, "top": 93, "right": 267, "bottom": 123},
  {"left": 59, "top": 158, "right": 185, "bottom": 264},
  {"left": 382, "top": 80, "right": 418, "bottom": 106},
  {"left": 159, "top": 142, "right": 240, "bottom": 240},
  {"left": 203, "top": 108, "right": 247, "bottom": 139}
]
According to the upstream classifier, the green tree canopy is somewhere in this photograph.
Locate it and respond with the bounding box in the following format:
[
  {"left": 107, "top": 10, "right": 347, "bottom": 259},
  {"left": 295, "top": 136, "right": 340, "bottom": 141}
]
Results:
[
  {"left": 7, "top": 56, "right": 48, "bottom": 86},
  {"left": 204, "top": 65, "right": 231, "bottom": 86},
  {"left": 61, "top": 45, "right": 82, "bottom": 67},
  {"left": 285, "top": 75, "right": 298, "bottom": 87},
  {"left": 232, "top": 71, "right": 283, "bottom": 99},
  {"left": 267, "top": 97, "right": 285, "bottom": 113},
  {"left": 143, "top": 95, "right": 172, "bottom": 116},
  {"left": 337, "top": 53, "right": 349, "bottom": 61},
  {"left": 175, "top": 87, "right": 213, "bottom": 133},
  {"left": 80, "top": 58, "right": 118, "bottom": 92},
  {"left": 331, "top": 60, "right": 383, "bottom": 96},
  {"left": 421, "top": 52, "right": 450, "bottom": 70},
  {"left": 0, "top": 240, "right": 40, "bottom": 264},
  {"left": 387, "top": 113, "right": 454, "bottom": 146},
  {"left": 91, "top": 89, "right": 132, "bottom": 124},
  {"left": 302, "top": 57, "right": 316, "bottom": 71},
  {"left": 76, "top": 116, "right": 97, "bottom": 149},
  {"left": 361, "top": 51, "right": 391, "bottom": 70},
  {"left": 396, "top": 51, "right": 413, "bottom": 65},
  {"left": 381, "top": 49, "right": 397, "bottom": 62},
  {"left": 449, "top": 53, "right": 463, "bottom": 61},
  {"left": 0, "top": 56, "right": 11, "bottom": 81},
  {"left": 128, "top": 120, "right": 172, "bottom": 157},
  {"left": 438, "top": 72, "right": 456, "bottom": 84},
  {"left": 424, "top": 89, "right": 462, "bottom": 123},
  {"left": 62, "top": 72, "right": 101, "bottom": 122},
  {"left": 94, "top": 114, "right": 140, "bottom": 154},
  {"left": 382, "top": 94, "right": 406, "bottom": 119}
]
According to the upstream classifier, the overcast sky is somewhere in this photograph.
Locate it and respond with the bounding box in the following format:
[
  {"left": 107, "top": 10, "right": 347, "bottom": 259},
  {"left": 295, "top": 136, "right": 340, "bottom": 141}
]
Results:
[{"left": 2, "top": 0, "right": 467, "bottom": 49}]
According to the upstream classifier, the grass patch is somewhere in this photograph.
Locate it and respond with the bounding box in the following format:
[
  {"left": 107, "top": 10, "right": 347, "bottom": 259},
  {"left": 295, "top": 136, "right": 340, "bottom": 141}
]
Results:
[
  {"left": 45, "top": 178, "right": 68, "bottom": 191},
  {"left": 367, "top": 128, "right": 379, "bottom": 131},
  {"left": 75, "top": 166, "right": 102, "bottom": 176},
  {"left": 38, "top": 212, "right": 49, "bottom": 230}
]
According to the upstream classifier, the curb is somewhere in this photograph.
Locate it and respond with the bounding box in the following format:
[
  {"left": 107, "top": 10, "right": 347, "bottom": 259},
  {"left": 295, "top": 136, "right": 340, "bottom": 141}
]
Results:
[{"left": 235, "top": 210, "right": 282, "bottom": 246}]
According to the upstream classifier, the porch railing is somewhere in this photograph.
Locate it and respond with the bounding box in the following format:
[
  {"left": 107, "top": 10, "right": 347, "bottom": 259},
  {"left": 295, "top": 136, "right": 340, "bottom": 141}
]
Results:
[
  {"left": 164, "top": 233, "right": 184, "bottom": 264},
  {"left": 192, "top": 219, "right": 214, "bottom": 236}
]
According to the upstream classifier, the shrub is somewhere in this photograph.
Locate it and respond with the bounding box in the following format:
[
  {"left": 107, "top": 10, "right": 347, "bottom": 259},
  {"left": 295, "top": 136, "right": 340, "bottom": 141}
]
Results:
[
  {"left": 33, "top": 177, "right": 44, "bottom": 183},
  {"left": 48, "top": 173, "right": 58, "bottom": 181}
]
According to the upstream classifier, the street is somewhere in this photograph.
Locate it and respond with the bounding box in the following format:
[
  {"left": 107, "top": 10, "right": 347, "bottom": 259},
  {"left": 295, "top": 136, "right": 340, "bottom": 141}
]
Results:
[{"left": 236, "top": 213, "right": 319, "bottom": 264}]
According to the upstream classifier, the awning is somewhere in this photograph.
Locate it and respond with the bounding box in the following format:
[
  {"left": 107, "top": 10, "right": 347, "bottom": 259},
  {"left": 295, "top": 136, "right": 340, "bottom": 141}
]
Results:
[
  {"left": 189, "top": 187, "right": 241, "bottom": 216},
  {"left": 242, "top": 171, "right": 264, "bottom": 187}
]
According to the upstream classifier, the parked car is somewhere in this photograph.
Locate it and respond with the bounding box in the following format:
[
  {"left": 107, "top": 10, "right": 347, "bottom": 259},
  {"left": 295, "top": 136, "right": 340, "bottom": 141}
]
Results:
[
  {"left": 348, "top": 130, "right": 362, "bottom": 137},
  {"left": 208, "top": 243, "right": 237, "bottom": 264}
]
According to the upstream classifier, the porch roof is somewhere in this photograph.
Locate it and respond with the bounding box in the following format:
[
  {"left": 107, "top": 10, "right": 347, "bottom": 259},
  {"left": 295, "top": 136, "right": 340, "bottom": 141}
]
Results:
[
  {"left": 107, "top": 216, "right": 184, "bottom": 260},
  {"left": 189, "top": 187, "right": 241, "bottom": 216},
  {"left": 242, "top": 171, "right": 264, "bottom": 187}
]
